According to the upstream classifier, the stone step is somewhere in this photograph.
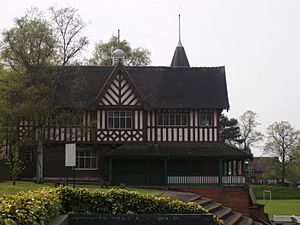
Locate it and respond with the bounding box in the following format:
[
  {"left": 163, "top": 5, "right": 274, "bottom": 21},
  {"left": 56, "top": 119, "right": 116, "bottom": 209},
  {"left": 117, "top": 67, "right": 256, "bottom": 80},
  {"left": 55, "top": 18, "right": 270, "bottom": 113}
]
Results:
[
  {"left": 203, "top": 202, "right": 222, "bottom": 211},
  {"left": 195, "top": 197, "right": 212, "bottom": 205},
  {"left": 213, "top": 206, "right": 232, "bottom": 218},
  {"left": 223, "top": 212, "right": 242, "bottom": 225},
  {"left": 236, "top": 216, "right": 253, "bottom": 225}
]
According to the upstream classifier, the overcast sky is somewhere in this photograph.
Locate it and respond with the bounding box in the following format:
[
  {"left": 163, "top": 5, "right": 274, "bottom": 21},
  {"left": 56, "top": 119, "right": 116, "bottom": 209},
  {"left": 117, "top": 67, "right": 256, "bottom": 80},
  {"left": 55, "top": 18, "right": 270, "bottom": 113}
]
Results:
[{"left": 2, "top": 0, "right": 300, "bottom": 156}]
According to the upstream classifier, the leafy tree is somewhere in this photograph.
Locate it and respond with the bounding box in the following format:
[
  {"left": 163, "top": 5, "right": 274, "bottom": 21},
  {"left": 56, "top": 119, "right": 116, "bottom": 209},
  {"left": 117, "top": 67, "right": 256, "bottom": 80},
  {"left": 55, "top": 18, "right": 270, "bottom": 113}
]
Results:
[
  {"left": 50, "top": 6, "right": 88, "bottom": 66},
  {"left": 285, "top": 144, "right": 300, "bottom": 185},
  {"left": 0, "top": 71, "right": 26, "bottom": 184},
  {"left": 1, "top": 7, "right": 88, "bottom": 183},
  {"left": 239, "top": 110, "right": 264, "bottom": 152},
  {"left": 1, "top": 67, "right": 85, "bottom": 183},
  {"left": 219, "top": 113, "right": 242, "bottom": 146},
  {"left": 6, "top": 145, "right": 24, "bottom": 185},
  {"left": 264, "top": 121, "right": 300, "bottom": 183},
  {"left": 89, "top": 35, "right": 151, "bottom": 66},
  {"left": 1, "top": 8, "right": 57, "bottom": 73},
  {"left": 285, "top": 143, "right": 300, "bottom": 185}
]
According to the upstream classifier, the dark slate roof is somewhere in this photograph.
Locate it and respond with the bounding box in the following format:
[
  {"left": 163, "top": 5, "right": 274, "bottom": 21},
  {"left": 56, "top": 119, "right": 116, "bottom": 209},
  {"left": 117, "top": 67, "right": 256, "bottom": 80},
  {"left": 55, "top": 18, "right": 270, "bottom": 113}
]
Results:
[
  {"left": 106, "top": 142, "right": 252, "bottom": 158},
  {"left": 60, "top": 65, "right": 229, "bottom": 109},
  {"left": 171, "top": 46, "right": 190, "bottom": 67}
]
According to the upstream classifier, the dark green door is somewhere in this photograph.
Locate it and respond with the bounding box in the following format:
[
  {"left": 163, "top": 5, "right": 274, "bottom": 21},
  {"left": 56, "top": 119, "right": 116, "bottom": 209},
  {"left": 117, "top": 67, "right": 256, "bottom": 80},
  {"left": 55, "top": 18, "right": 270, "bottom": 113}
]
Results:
[
  {"left": 112, "top": 159, "right": 147, "bottom": 186},
  {"left": 148, "top": 160, "right": 164, "bottom": 186},
  {"left": 112, "top": 159, "right": 165, "bottom": 186}
]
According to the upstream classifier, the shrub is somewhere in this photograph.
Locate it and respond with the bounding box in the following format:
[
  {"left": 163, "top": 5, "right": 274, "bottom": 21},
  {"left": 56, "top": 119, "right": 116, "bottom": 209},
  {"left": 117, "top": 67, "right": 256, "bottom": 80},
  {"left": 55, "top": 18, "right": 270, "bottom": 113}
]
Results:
[
  {"left": 57, "top": 187, "right": 223, "bottom": 225},
  {"left": 0, "top": 187, "right": 223, "bottom": 225},
  {"left": 0, "top": 188, "right": 62, "bottom": 225}
]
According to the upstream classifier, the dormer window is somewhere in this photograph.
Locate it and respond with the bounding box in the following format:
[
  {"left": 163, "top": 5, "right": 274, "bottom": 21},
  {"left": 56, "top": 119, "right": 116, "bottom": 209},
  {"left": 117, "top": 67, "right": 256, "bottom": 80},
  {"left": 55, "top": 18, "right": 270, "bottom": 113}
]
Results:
[
  {"left": 108, "top": 111, "right": 132, "bottom": 129},
  {"left": 200, "top": 113, "right": 213, "bottom": 126},
  {"left": 157, "top": 113, "right": 188, "bottom": 126}
]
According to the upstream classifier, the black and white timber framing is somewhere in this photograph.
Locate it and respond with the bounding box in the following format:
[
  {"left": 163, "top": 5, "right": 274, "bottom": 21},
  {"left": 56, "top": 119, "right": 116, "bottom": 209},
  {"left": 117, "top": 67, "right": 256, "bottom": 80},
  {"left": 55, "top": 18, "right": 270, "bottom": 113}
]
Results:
[{"left": 19, "top": 64, "right": 226, "bottom": 144}]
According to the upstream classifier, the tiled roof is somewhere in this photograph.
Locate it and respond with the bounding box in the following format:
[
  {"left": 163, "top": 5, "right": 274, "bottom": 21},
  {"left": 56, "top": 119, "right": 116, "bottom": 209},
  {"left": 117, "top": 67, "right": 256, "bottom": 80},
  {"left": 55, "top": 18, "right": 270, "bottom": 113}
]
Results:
[
  {"left": 106, "top": 142, "right": 252, "bottom": 158},
  {"left": 61, "top": 65, "right": 229, "bottom": 109}
]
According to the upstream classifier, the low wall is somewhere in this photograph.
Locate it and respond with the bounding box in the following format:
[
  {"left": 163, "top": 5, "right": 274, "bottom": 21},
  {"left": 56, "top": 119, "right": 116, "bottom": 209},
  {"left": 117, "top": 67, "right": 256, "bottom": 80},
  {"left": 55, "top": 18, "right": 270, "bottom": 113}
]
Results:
[
  {"left": 48, "top": 214, "right": 213, "bottom": 225},
  {"left": 173, "top": 186, "right": 252, "bottom": 216}
]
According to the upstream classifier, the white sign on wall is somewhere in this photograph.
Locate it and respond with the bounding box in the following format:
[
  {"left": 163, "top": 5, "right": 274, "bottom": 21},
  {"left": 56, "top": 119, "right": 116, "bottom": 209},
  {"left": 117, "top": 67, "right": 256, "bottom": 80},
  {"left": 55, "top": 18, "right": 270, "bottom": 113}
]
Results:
[{"left": 65, "top": 143, "right": 76, "bottom": 167}]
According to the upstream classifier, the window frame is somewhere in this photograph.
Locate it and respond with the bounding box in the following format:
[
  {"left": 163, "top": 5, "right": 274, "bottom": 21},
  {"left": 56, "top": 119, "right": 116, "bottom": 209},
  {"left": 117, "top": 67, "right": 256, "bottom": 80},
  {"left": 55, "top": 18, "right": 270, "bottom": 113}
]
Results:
[
  {"left": 157, "top": 113, "right": 188, "bottom": 126},
  {"left": 51, "top": 111, "right": 84, "bottom": 126},
  {"left": 199, "top": 113, "right": 213, "bottom": 126},
  {"left": 107, "top": 110, "right": 133, "bottom": 129},
  {"left": 24, "top": 150, "right": 32, "bottom": 162},
  {"left": 75, "top": 150, "right": 98, "bottom": 171}
]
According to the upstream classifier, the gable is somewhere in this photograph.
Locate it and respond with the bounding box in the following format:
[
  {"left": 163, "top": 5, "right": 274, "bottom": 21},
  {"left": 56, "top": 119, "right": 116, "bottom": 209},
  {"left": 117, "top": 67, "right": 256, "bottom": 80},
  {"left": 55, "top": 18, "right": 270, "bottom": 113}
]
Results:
[
  {"left": 88, "top": 64, "right": 151, "bottom": 110},
  {"left": 99, "top": 73, "right": 141, "bottom": 106}
]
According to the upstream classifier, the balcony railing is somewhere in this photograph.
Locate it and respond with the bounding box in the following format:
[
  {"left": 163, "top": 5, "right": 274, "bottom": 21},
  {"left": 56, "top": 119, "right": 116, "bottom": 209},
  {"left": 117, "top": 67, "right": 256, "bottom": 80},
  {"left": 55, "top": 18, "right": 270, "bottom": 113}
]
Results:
[
  {"left": 222, "top": 176, "right": 245, "bottom": 184},
  {"left": 167, "top": 176, "right": 246, "bottom": 186}
]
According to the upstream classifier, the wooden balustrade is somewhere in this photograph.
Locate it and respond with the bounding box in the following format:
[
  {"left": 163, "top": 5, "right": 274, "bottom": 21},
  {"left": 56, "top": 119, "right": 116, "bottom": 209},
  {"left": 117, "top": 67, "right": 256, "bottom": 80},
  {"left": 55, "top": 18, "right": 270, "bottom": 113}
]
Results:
[{"left": 167, "top": 176, "right": 246, "bottom": 185}]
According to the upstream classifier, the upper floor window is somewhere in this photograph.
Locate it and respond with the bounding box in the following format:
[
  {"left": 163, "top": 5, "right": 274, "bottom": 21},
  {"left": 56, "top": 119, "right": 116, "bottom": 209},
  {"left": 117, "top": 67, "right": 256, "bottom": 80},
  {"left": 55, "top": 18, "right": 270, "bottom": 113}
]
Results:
[
  {"left": 199, "top": 113, "right": 213, "bottom": 126},
  {"left": 108, "top": 111, "right": 132, "bottom": 129},
  {"left": 157, "top": 114, "right": 188, "bottom": 126},
  {"left": 51, "top": 111, "right": 83, "bottom": 126}
]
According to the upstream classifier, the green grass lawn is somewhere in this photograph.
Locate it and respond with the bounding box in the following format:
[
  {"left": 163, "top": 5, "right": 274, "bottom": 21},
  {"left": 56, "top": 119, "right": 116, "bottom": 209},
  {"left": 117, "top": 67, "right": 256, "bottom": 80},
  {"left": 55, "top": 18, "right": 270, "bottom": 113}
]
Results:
[
  {"left": 257, "top": 199, "right": 300, "bottom": 219},
  {"left": 251, "top": 185, "right": 300, "bottom": 199},
  {"left": 252, "top": 185, "right": 300, "bottom": 219},
  {"left": 0, "top": 181, "right": 162, "bottom": 196}
]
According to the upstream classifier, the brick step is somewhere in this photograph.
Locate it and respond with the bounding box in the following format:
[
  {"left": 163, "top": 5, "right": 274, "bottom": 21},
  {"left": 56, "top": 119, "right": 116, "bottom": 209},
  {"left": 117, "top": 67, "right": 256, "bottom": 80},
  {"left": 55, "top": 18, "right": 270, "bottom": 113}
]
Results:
[
  {"left": 252, "top": 221, "right": 263, "bottom": 225},
  {"left": 223, "top": 212, "right": 242, "bottom": 225},
  {"left": 195, "top": 197, "right": 212, "bottom": 205},
  {"left": 203, "top": 202, "right": 222, "bottom": 211},
  {"left": 236, "top": 216, "right": 253, "bottom": 225},
  {"left": 187, "top": 195, "right": 202, "bottom": 202},
  {"left": 213, "top": 206, "right": 232, "bottom": 218}
]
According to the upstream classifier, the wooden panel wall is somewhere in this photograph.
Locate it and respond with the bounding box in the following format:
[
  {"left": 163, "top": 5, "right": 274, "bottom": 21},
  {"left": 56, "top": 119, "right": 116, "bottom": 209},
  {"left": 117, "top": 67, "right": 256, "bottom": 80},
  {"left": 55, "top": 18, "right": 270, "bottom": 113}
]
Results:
[
  {"left": 146, "top": 110, "right": 218, "bottom": 142},
  {"left": 19, "top": 109, "right": 219, "bottom": 143}
]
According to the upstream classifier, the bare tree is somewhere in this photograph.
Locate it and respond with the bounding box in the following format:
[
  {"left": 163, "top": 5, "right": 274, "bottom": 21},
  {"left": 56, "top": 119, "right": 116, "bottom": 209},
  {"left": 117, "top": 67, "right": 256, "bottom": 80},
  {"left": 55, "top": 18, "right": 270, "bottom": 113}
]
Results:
[
  {"left": 49, "top": 6, "right": 88, "bottom": 66},
  {"left": 264, "top": 121, "right": 300, "bottom": 183},
  {"left": 239, "top": 110, "right": 263, "bottom": 152}
]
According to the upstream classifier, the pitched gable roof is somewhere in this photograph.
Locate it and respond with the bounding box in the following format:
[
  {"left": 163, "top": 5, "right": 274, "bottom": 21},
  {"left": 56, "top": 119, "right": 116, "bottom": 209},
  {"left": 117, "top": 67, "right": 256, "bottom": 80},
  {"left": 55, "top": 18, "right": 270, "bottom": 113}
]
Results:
[
  {"left": 88, "top": 63, "right": 151, "bottom": 110},
  {"left": 60, "top": 65, "right": 229, "bottom": 109}
]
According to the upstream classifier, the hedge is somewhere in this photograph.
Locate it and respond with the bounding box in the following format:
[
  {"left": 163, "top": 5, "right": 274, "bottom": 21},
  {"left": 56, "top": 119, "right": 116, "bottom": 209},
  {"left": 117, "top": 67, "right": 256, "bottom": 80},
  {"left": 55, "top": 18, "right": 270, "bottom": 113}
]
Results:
[
  {"left": 0, "top": 188, "right": 62, "bottom": 225},
  {"left": 0, "top": 187, "right": 223, "bottom": 225},
  {"left": 57, "top": 187, "right": 223, "bottom": 225}
]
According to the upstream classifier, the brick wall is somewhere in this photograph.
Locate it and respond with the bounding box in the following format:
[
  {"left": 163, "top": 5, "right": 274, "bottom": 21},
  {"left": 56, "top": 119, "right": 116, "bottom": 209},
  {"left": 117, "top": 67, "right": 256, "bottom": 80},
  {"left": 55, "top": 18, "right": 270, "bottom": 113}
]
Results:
[{"left": 174, "top": 186, "right": 252, "bottom": 217}]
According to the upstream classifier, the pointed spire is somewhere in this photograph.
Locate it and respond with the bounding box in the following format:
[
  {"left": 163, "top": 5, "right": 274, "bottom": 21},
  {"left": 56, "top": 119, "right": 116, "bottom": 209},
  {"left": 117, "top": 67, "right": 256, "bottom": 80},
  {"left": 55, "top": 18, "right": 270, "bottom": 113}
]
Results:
[
  {"left": 171, "top": 14, "right": 190, "bottom": 67},
  {"left": 117, "top": 29, "right": 120, "bottom": 48},
  {"left": 178, "top": 14, "right": 182, "bottom": 47}
]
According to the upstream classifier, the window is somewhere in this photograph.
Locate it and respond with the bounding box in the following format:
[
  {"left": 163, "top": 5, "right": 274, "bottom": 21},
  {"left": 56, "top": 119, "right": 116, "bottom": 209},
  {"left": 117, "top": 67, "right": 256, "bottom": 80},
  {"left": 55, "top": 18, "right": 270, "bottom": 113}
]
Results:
[
  {"left": 199, "top": 113, "right": 213, "bottom": 126},
  {"left": 108, "top": 111, "right": 132, "bottom": 129},
  {"left": 157, "top": 114, "right": 188, "bottom": 126},
  {"left": 51, "top": 112, "right": 83, "bottom": 126},
  {"left": 76, "top": 151, "right": 97, "bottom": 170},
  {"left": 24, "top": 150, "right": 32, "bottom": 162}
]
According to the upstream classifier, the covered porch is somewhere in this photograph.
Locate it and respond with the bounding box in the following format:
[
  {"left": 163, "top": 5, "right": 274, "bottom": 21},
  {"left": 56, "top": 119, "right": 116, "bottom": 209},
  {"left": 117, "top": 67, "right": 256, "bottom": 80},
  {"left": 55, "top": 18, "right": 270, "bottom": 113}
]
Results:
[{"left": 106, "top": 142, "right": 252, "bottom": 186}]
